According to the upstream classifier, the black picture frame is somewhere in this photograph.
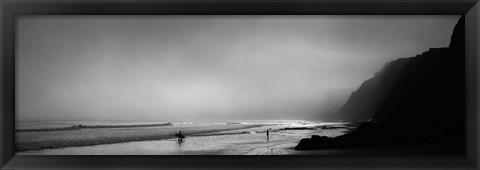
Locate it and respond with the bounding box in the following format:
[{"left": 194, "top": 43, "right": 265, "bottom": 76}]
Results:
[{"left": 1, "top": 0, "right": 479, "bottom": 169}]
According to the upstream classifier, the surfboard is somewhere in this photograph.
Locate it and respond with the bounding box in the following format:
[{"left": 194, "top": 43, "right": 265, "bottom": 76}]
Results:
[{"left": 175, "top": 133, "right": 185, "bottom": 139}]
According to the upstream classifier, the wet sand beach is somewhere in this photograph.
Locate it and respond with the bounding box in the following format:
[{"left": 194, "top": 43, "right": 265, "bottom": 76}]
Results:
[{"left": 16, "top": 121, "right": 352, "bottom": 155}]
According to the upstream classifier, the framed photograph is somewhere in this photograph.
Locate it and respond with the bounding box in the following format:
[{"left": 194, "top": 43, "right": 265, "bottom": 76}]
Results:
[{"left": 1, "top": 0, "right": 479, "bottom": 169}]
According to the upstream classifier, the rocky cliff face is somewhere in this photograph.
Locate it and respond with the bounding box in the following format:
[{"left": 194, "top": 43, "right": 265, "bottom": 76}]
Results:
[
  {"left": 336, "top": 57, "right": 409, "bottom": 122},
  {"left": 296, "top": 16, "right": 465, "bottom": 151}
]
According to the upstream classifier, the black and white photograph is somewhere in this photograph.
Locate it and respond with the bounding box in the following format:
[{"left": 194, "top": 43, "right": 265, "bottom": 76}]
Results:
[{"left": 15, "top": 15, "right": 465, "bottom": 155}]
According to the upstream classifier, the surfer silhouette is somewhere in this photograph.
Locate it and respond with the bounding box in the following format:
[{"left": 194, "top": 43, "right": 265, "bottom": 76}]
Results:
[
  {"left": 266, "top": 129, "right": 269, "bottom": 141},
  {"left": 175, "top": 131, "right": 185, "bottom": 142}
]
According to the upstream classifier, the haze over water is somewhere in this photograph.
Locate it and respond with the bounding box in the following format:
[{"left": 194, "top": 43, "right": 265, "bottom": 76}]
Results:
[{"left": 17, "top": 16, "right": 459, "bottom": 122}]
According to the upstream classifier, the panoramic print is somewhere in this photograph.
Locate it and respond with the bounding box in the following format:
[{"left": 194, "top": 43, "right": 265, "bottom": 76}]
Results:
[{"left": 16, "top": 15, "right": 464, "bottom": 155}]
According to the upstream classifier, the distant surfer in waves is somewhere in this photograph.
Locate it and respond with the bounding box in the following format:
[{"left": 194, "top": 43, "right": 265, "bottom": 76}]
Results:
[
  {"left": 175, "top": 131, "right": 185, "bottom": 142},
  {"left": 266, "top": 129, "right": 270, "bottom": 141}
]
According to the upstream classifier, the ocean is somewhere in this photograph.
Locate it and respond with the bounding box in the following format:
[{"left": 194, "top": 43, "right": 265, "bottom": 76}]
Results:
[{"left": 16, "top": 120, "right": 352, "bottom": 155}]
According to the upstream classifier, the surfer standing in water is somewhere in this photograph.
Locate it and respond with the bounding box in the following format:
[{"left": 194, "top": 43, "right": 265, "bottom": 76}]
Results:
[
  {"left": 176, "top": 131, "right": 185, "bottom": 142},
  {"left": 266, "top": 129, "right": 270, "bottom": 141}
]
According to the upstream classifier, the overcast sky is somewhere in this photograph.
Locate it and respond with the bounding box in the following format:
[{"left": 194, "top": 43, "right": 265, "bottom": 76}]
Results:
[{"left": 17, "top": 15, "right": 459, "bottom": 122}]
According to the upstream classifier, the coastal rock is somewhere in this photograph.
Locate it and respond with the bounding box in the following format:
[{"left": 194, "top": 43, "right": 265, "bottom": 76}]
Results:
[
  {"left": 296, "top": 16, "right": 465, "bottom": 151},
  {"left": 335, "top": 57, "right": 409, "bottom": 122}
]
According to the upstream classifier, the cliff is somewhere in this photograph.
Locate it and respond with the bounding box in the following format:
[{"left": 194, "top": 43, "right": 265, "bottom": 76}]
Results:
[
  {"left": 296, "top": 16, "right": 465, "bottom": 151},
  {"left": 336, "top": 57, "right": 409, "bottom": 122}
]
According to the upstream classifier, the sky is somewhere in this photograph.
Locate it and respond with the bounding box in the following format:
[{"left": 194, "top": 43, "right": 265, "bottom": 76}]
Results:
[{"left": 16, "top": 15, "right": 460, "bottom": 122}]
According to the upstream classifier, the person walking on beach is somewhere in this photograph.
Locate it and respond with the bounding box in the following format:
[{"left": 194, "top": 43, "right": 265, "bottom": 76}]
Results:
[{"left": 266, "top": 129, "right": 270, "bottom": 141}]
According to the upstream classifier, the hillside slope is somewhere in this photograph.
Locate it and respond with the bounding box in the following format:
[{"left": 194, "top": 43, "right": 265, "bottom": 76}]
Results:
[{"left": 296, "top": 16, "right": 465, "bottom": 152}]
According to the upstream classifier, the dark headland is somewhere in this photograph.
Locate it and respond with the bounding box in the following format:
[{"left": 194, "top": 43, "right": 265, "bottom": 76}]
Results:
[{"left": 295, "top": 16, "right": 465, "bottom": 154}]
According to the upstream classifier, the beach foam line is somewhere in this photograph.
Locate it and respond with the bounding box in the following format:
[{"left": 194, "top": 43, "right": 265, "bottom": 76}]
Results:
[
  {"left": 16, "top": 124, "right": 265, "bottom": 152},
  {"left": 16, "top": 123, "right": 173, "bottom": 132}
]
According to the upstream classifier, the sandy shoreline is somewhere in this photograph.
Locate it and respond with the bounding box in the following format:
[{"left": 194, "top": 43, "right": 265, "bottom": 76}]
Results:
[
  {"left": 16, "top": 124, "right": 265, "bottom": 151},
  {"left": 17, "top": 130, "right": 308, "bottom": 155},
  {"left": 16, "top": 121, "right": 352, "bottom": 155}
]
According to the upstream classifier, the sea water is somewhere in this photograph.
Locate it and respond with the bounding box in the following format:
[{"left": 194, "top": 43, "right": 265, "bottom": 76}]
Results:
[{"left": 16, "top": 120, "right": 350, "bottom": 155}]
